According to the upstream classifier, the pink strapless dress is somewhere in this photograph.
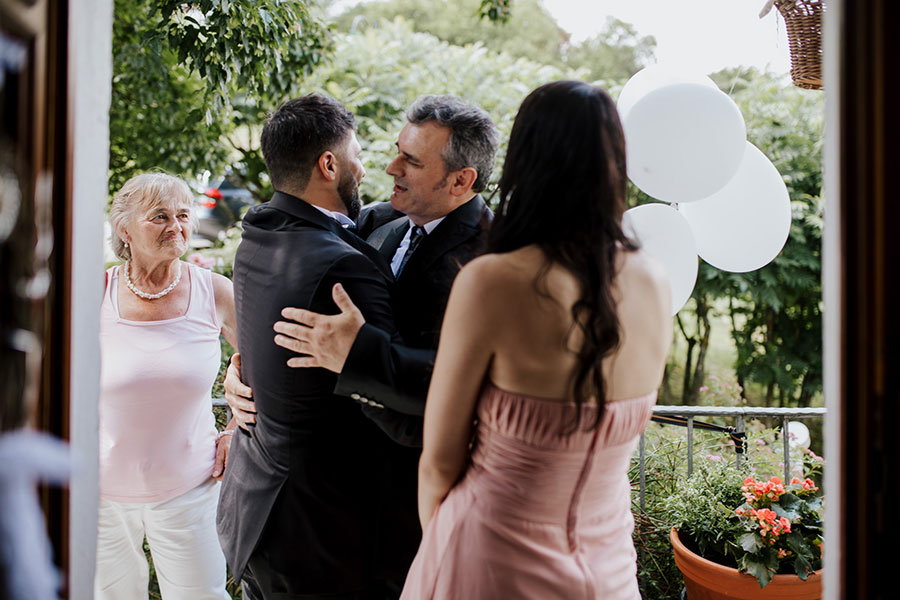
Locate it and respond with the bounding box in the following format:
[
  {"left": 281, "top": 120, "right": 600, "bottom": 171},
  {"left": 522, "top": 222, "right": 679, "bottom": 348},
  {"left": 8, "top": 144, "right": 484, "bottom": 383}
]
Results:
[{"left": 400, "top": 383, "right": 656, "bottom": 600}]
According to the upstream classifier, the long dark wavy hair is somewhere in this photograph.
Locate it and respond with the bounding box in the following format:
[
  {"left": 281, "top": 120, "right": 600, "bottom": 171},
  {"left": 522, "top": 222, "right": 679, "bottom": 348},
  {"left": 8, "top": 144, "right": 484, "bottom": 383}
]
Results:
[{"left": 488, "top": 80, "right": 639, "bottom": 431}]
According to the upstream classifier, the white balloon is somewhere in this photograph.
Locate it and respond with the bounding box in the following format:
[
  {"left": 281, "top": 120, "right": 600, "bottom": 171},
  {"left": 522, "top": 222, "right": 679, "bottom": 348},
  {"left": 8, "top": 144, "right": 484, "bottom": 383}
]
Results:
[
  {"left": 679, "top": 142, "right": 791, "bottom": 273},
  {"left": 624, "top": 83, "right": 746, "bottom": 204},
  {"left": 616, "top": 64, "right": 719, "bottom": 123},
  {"left": 787, "top": 421, "right": 811, "bottom": 449},
  {"left": 622, "top": 203, "right": 698, "bottom": 315}
]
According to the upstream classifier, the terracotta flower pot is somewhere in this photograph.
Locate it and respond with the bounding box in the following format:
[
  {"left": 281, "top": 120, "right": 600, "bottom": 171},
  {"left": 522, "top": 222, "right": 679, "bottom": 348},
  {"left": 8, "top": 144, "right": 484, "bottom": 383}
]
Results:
[{"left": 670, "top": 528, "right": 822, "bottom": 599}]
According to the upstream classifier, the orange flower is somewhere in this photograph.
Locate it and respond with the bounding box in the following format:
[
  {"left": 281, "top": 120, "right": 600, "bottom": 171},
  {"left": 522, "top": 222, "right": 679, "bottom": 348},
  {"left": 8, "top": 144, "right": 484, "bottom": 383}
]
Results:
[
  {"left": 779, "top": 517, "right": 792, "bottom": 533},
  {"left": 754, "top": 508, "right": 778, "bottom": 524}
]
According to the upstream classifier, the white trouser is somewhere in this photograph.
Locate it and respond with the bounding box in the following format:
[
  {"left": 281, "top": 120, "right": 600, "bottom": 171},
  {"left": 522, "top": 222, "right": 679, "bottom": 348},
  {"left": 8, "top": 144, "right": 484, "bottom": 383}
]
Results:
[{"left": 94, "top": 478, "right": 230, "bottom": 600}]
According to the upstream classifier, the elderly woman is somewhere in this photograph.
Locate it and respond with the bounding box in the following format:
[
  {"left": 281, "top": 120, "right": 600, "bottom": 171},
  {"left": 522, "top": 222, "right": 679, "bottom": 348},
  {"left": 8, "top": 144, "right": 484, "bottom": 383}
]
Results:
[{"left": 95, "top": 173, "right": 237, "bottom": 600}]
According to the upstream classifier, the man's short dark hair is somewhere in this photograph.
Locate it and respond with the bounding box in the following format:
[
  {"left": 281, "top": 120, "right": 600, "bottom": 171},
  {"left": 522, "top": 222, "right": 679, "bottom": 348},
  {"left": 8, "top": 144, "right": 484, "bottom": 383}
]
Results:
[
  {"left": 260, "top": 94, "right": 356, "bottom": 192},
  {"left": 406, "top": 95, "right": 499, "bottom": 193}
]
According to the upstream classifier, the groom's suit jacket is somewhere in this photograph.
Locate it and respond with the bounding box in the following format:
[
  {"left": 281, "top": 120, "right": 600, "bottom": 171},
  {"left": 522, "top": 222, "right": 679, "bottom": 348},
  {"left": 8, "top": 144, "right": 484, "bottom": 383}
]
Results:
[
  {"left": 338, "top": 194, "right": 493, "bottom": 582},
  {"left": 217, "top": 192, "right": 406, "bottom": 596}
]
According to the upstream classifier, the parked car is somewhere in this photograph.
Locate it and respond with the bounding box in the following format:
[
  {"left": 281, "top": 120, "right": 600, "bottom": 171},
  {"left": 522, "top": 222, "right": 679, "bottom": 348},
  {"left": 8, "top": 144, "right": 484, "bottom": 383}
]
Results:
[{"left": 194, "top": 178, "right": 255, "bottom": 242}]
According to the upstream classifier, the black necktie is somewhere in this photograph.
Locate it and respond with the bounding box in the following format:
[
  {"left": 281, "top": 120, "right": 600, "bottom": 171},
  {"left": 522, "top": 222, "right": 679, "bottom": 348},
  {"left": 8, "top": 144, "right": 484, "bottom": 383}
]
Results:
[{"left": 396, "top": 225, "right": 425, "bottom": 275}]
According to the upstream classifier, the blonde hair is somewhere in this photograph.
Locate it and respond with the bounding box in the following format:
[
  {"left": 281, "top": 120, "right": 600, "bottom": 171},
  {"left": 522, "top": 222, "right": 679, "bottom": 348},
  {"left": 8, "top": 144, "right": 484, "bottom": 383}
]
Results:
[{"left": 108, "top": 173, "right": 195, "bottom": 260}]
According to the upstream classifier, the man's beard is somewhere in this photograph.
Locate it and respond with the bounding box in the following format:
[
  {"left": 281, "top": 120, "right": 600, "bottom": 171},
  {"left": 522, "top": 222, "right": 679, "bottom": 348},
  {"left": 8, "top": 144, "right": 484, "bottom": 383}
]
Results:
[{"left": 338, "top": 173, "right": 362, "bottom": 222}]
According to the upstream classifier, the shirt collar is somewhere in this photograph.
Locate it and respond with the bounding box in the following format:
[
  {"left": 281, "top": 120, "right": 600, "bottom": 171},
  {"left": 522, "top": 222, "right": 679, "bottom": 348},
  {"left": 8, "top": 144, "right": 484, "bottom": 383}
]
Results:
[
  {"left": 410, "top": 216, "right": 446, "bottom": 235},
  {"left": 312, "top": 204, "right": 356, "bottom": 229}
]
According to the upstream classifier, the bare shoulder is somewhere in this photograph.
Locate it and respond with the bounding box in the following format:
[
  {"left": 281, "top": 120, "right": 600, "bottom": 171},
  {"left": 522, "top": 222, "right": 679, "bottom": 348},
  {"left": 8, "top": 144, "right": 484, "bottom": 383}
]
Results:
[
  {"left": 614, "top": 248, "right": 673, "bottom": 361},
  {"left": 456, "top": 251, "right": 510, "bottom": 278},
  {"left": 453, "top": 248, "right": 542, "bottom": 298},
  {"left": 616, "top": 249, "right": 670, "bottom": 306},
  {"left": 210, "top": 271, "right": 234, "bottom": 294},
  {"left": 210, "top": 271, "right": 235, "bottom": 306}
]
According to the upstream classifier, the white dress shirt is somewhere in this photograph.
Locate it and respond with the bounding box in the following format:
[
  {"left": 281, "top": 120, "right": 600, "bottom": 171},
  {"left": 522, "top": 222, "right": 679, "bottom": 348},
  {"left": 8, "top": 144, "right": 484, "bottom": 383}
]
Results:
[{"left": 390, "top": 217, "right": 445, "bottom": 275}]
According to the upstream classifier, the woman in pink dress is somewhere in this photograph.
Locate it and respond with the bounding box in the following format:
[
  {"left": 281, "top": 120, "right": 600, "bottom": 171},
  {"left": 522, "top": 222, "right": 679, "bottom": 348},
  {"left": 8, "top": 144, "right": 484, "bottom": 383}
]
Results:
[{"left": 401, "top": 81, "right": 673, "bottom": 599}]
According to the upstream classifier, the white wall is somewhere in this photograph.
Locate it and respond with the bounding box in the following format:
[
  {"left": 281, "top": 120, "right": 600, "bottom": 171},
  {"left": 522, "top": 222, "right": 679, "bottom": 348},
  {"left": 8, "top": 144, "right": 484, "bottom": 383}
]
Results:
[
  {"left": 822, "top": 0, "right": 842, "bottom": 598},
  {"left": 68, "top": 0, "right": 112, "bottom": 596}
]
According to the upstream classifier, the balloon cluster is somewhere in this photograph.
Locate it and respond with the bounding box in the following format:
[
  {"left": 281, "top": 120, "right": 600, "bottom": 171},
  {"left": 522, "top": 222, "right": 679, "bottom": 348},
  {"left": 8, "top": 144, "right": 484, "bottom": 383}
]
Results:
[{"left": 617, "top": 65, "right": 792, "bottom": 315}]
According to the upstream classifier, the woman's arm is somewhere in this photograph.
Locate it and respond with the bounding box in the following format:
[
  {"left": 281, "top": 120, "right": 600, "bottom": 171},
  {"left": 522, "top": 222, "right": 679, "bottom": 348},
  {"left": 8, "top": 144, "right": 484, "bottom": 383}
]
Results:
[
  {"left": 418, "top": 257, "right": 497, "bottom": 530},
  {"left": 211, "top": 272, "right": 239, "bottom": 479},
  {"left": 212, "top": 272, "right": 238, "bottom": 349}
]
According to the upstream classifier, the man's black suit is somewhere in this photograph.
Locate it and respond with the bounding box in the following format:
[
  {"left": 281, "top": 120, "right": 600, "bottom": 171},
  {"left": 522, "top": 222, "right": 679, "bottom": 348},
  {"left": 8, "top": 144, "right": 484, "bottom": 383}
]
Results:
[
  {"left": 338, "top": 195, "right": 493, "bottom": 418},
  {"left": 336, "top": 195, "right": 493, "bottom": 588},
  {"left": 217, "top": 192, "right": 408, "bottom": 599}
]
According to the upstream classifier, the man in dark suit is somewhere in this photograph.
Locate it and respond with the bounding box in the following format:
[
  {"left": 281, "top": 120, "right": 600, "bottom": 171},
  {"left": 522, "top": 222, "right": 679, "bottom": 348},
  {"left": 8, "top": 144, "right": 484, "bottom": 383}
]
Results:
[
  {"left": 216, "top": 94, "right": 413, "bottom": 599},
  {"left": 224, "top": 95, "right": 499, "bottom": 597}
]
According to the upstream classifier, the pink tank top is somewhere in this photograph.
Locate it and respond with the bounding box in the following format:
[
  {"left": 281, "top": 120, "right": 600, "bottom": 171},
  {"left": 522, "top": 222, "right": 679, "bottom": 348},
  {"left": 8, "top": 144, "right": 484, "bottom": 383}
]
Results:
[{"left": 98, "top": 261, "right": 222, "bottom": 503}]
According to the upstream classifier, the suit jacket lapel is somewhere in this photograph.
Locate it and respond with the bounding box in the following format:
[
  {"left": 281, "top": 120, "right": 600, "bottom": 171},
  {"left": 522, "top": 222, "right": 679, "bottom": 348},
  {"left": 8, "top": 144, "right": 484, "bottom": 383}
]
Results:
[
  {"left": 368, "top": 217, "right": 410, "bottom": 260},
  {"left": 336, "top": 224, "right": 395, "bottom": 281},
  {"left": 396, "top": 195, "right": 489, "bottom": 281},
  {"left": 268, "top": 192, "right": 394, "bottom": 281}
]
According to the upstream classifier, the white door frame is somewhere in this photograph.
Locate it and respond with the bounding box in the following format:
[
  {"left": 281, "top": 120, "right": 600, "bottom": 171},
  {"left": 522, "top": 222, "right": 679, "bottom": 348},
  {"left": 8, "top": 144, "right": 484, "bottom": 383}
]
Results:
[{"left": 67, "top": 0, "right": 112, "bottom": 596}]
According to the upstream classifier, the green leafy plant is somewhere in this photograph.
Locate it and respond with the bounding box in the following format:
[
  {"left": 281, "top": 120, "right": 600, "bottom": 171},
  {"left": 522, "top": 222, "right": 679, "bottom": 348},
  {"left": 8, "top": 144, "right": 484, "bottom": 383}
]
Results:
[
  {"left": 664, "top": 460, "right": 823, "bottom": 589},
  {"left": 630, "top": 424, "right": 696, "bottom": 599},
  {"left": 663, "top": 461, "right": 746, "bottom": 564},
  {"left": 734, "top": 476, "right": 823, "bottom": 588}
]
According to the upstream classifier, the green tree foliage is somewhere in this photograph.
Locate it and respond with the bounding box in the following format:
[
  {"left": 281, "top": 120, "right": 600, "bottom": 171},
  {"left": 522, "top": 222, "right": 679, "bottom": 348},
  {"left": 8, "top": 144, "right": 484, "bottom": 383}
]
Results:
[
  {"left": 478, "top": 0, "right": 512, "bottom": 22},
  {"left": 110, "top": 0, "right": 331, "bottom": 195},
  {"left": 300, "top": 17, "right": 584, "bottom": 205},
  {"left": 334, "top": 0, "right": 569, "bottom": 67},
  {"left": 111, "top": 0, "right": 654, "bottom": 202},
  {"left": 720, "top": 69, "right": 824, "bottom": 408},
  {"left": 565, "top": 17, "right": 657, "bottom": 83},
  {"left": 333, "top": 0, "right": 655, "bottom": 83},
  {"left": 194, "top": 0, "right": 576, "bottom": 204}
]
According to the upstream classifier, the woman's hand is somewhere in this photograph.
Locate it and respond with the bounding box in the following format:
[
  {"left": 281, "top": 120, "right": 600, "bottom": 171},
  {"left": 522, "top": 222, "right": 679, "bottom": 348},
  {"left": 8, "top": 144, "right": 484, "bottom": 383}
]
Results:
[
  {"left": 417, "top": 469, "right": 446, "bottom": 531},
  {"left": 212, "top": 418, "right": 238, "bottom": 480}
]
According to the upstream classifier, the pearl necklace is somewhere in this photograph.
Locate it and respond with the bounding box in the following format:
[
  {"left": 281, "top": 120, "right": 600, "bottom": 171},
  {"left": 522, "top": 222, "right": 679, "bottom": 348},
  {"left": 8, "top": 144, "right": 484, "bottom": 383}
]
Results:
[{"left": 123, "top": 260, "right": 182, "bottom": 300}]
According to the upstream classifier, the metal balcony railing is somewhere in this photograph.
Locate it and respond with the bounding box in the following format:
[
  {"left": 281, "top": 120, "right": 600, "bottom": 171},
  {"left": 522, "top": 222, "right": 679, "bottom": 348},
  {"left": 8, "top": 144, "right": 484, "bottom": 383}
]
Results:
[
  {"left": 639, "top": 405, "right": 827, "bottom": 511},
  {"left": 215, "top": 397, "right": 827, "bottom": 507}
]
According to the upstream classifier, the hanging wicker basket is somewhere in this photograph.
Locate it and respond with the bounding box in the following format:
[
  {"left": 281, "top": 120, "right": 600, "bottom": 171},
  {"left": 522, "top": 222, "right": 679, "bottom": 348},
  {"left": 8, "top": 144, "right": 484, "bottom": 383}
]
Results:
[{"left": 774, "top": 0, "right": 825, "bottom": 90}]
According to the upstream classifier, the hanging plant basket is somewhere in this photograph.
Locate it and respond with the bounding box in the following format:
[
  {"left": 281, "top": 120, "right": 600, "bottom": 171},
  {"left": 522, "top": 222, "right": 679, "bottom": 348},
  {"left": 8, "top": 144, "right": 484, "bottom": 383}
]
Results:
[{"left": 774, "top": 0, "right": 825, "bottom": 90}]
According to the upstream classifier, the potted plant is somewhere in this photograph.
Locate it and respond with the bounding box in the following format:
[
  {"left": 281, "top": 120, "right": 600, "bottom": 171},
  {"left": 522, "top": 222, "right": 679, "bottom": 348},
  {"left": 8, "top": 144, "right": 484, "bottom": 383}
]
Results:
[{"left": 664, "top": 460, "right": 823, "bottom": 599}]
